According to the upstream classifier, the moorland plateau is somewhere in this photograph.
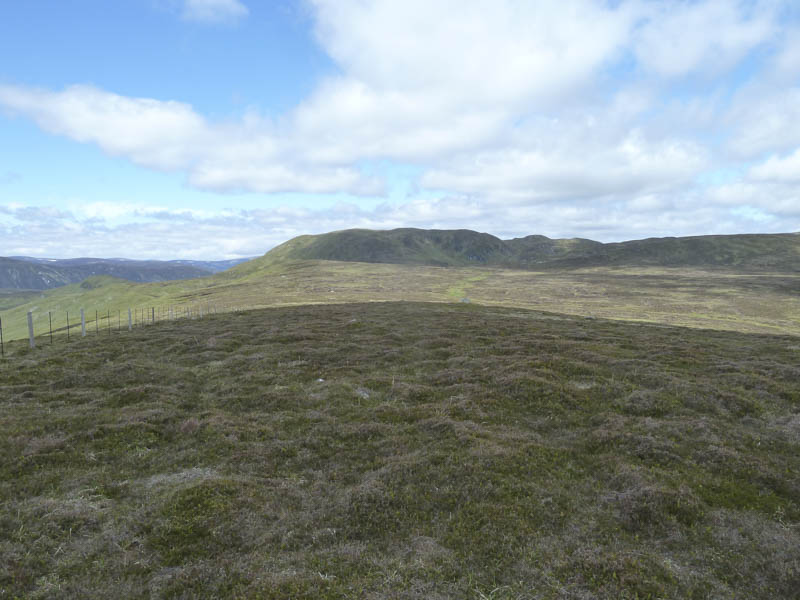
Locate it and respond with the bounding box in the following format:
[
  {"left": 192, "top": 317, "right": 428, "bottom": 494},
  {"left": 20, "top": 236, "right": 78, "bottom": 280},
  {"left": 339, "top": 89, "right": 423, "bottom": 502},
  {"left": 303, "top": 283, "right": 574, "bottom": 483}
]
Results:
[{"left": 0, "top": 228, "right": 798, "bottom": 598}]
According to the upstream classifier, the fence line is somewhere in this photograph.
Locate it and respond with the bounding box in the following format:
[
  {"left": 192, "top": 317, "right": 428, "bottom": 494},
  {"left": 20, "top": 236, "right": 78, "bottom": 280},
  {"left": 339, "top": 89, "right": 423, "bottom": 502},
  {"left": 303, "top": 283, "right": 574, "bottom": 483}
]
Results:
[
  {"left": 27, "top": 312, "right": 35, "bottom": 348},
  {"left": 0, "top": 302, "right": 231, "bottom": 359}
]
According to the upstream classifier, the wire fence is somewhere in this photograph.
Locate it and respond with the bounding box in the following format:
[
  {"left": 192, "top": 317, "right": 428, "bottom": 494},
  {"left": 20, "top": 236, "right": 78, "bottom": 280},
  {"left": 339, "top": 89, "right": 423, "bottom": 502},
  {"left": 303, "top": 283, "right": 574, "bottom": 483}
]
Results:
[{"left": 0, "top": 302, "right": 239, "bottom": 358}]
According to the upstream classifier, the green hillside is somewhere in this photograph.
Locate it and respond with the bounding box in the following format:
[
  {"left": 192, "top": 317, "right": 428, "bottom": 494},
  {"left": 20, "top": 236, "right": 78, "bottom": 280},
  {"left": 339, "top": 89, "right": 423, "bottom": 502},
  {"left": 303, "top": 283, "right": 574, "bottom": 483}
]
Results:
[
  {"left": 0, "top": 288, "right": 41, "bottom": 311},
  {"left": 267, "top": 228, "right": 800, "bottom": 271},
  {"left": 0, "top": 256, "right": 212, "bottom": 290},
  {"left": 1, "top": 302, "right": 798, "bottom": 598},
  {"left": 277, "top": 228, "right": 513, "bottom": 267}
]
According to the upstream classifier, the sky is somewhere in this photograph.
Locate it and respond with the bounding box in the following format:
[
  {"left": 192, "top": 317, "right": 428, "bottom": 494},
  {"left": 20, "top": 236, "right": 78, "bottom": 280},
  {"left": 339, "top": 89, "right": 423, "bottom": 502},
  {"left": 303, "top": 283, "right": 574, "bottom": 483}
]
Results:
[{"left": 1, "top": 0, "right": 799, "bottom": 260}]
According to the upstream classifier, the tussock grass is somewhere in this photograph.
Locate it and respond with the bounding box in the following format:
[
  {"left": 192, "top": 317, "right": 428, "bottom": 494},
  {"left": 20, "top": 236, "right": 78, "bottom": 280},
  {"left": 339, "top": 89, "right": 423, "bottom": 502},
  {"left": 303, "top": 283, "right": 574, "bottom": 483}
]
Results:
[{"left": 1, "top": 302, "right": 799, "bottom": 598}]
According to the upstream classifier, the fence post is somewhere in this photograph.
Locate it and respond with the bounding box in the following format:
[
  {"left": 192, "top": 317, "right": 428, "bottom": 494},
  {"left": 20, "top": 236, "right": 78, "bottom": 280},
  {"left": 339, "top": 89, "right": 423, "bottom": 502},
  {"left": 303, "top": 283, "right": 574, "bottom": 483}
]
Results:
[
  {"left": 128, "top": 308, "right": 132, "bottom": 331},
  {"left": 67, "top": 311, "right": 70, "bottom": 340},
  {"left": 0, "top": 315, "right": 4, "bottom": 357},
  {"left": 27, "top": 311, "right": 35, "bottom": 348},
  {"left": 49, "top": 312, "right": 53, "bottom": 344},
  {"left": 81, "top": 309, "right": 86, "bottom": 337}
]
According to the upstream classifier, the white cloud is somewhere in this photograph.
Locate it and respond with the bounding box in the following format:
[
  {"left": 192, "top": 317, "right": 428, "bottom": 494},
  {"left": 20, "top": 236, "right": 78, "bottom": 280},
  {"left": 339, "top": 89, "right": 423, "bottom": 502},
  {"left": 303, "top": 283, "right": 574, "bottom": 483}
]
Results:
[
  {"left": 726, "top": 87, "right": 800, "bottom": 158},
  {"left": 632, "top": 0, "right": 777, "bottom": 77},
  {"left": 0, "top": 84, "right": 205, "bottom": 170},
  {"left": 288, "top": 0, "right": 647, "bottom": 168},
  {"left": 0, "top": 84, "right": 380, "bottom": 195},
  {"left": 181, "top": 0, "right": 248, "bottom": 24},
  {"left": 421, "top": 125, "right": 708, "bottom": 203},
  {"left": 187, "top": 163, "right": 384, "bottom": 195},
  {"left": 749, "top": 148, "right": 800, "bottom": 183},
  {"left": 769, "top": 28, "right": 800, "bottom": 81},
  {"left": 707, "top": 181, "right": 800, "bottom": 217},
  {"left": 310, "top": 0, "right": 635, "bottom": 109}
]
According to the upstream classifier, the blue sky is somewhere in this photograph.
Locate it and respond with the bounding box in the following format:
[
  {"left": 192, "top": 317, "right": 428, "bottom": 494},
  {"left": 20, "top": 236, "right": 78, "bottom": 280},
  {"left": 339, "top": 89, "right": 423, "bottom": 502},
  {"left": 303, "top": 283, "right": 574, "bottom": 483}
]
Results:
[{"left": 1, "top": 0, "right": 799, "bottom": 259}]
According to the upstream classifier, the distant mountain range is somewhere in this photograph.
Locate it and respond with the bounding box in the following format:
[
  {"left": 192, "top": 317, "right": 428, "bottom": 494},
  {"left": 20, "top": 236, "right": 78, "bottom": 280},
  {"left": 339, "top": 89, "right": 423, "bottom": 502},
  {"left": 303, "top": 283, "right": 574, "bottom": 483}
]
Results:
[
  {"left": 3, "top": 228, "right": 797, "bottom": 291},
  {"left": 263, "top": 228, "right": 800, "bottom": 271},
  {"left": 0, "top": 256, "right": 253, "bottom": 290}
]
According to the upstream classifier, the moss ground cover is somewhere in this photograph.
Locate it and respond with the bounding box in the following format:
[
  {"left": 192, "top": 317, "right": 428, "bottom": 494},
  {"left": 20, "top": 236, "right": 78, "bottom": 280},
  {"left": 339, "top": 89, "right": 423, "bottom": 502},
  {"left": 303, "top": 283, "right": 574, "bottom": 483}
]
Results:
[{"left": 1, "top": 302, "right": 799, "bottom": 598}]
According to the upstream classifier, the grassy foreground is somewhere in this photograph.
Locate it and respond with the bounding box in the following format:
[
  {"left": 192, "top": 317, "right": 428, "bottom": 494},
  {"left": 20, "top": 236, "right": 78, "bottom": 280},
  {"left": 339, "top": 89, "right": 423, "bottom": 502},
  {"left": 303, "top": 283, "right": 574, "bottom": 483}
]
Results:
[{"left": 1, "top": 302, "right": 799, "bottom": 598}]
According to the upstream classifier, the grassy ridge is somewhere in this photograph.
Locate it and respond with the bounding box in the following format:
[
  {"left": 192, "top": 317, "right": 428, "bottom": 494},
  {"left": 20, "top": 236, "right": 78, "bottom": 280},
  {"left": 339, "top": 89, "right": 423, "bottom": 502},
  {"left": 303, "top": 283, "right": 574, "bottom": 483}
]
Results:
[
  {"left": 1, "top": 302, "right": 798, "bottom": 598},
  {"left": 271, "top": 228, "right": 800, "bottom": 271}
]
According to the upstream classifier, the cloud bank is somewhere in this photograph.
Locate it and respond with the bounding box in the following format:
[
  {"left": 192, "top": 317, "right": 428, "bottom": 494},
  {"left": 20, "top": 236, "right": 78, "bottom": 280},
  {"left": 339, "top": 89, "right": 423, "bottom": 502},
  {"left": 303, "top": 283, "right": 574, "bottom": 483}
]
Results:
[{"left": 1, "top": 190, "right": 794, "bottom": 261}]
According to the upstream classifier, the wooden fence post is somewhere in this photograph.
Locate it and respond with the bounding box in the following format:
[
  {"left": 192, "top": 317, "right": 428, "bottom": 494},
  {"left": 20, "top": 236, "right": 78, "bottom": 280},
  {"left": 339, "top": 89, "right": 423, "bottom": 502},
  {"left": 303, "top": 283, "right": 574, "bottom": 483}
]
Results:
[
  {"left": 27, "top": 311, "right": 35, "bottom": 348},
  {"left": 81, "top": 309, "right": 86, "bottom": 337},
  {"left": 128, "top": 308, "right": 132, "bottom": 331},
  {"left": 0, "top": 315, "right": 4, "bottom": 357}
]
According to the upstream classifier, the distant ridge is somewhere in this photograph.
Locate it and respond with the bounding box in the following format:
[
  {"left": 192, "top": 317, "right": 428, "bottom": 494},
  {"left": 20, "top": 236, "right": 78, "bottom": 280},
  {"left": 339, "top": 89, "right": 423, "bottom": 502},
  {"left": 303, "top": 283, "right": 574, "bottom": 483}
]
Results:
[
  {"left": 262, "top": 228, "right": 800, "bottom": 271},
  {"left": 0, "top": 256, "right": 253, "bottom": 290}
]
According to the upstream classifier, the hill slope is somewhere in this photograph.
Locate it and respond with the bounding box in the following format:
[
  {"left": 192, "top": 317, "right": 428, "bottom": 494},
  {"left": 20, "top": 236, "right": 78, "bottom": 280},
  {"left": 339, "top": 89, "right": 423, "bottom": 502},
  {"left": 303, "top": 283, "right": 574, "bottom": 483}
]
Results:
[
  {"left": 1, "top": 302, "right": 798, "bottom": 598},
  {"left": 265, "top": 228, "right": 800, "bottom": 271},
  {"left": 281, "top": 228, "right": 515, "bottom": 267},
  {"left": 0, "top": 256, "right": 214, "bottom": 290}
]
